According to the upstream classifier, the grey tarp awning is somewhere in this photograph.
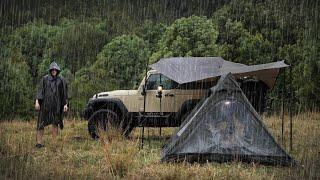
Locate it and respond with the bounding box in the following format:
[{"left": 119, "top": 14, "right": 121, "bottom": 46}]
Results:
[{"left": 149, "top": 57, "right": 289, "bottom": 88}]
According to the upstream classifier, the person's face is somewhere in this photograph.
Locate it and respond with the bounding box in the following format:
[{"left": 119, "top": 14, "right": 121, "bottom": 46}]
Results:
[{"left": 51, "top": 69, "right": 58, "bottom": 76}]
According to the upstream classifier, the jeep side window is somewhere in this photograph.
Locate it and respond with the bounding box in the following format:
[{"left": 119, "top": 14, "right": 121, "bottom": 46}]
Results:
[
  {"left": 146, "top": 74, "right": 159, "bottom": 90},
  {"left": 146, "top": 74, "right": 178, "bottom": 90}
]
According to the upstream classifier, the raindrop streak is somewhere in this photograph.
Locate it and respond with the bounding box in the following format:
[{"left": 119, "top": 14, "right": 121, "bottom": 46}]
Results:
[{"left": 0, "top": 0, "right": 319, "bottom": 179}]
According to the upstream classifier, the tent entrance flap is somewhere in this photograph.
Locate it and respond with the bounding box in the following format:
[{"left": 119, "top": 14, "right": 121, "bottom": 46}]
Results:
[{"left": 161, "top": 73, "right": 295, "bottom": 166}]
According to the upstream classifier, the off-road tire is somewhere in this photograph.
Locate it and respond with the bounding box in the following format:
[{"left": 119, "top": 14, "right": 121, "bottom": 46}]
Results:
[{"left": 87, "top": 109, "right": 119, "bottom": 139}]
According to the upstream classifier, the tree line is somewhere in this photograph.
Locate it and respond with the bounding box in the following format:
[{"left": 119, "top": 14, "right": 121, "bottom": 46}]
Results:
[{"left": 0, "top": 0, "right": 319, "bottom": 119}]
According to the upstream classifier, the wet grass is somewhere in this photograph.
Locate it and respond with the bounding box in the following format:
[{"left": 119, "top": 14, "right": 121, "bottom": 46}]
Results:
[{"left": 0, "top": 112, "right": 319, "bottom": 179}]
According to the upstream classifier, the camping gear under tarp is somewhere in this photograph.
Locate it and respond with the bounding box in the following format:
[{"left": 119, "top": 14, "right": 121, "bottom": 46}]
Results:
[
  {"left": 149, "top": 57, "right": 289, "bottom": 88},
  {"left": 161, "top": 73, "right": 295, "bottom": 166}
]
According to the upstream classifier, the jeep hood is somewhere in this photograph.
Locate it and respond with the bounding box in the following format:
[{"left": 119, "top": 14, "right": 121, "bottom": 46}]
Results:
[{"left": 96, "top": 90, "right": 138, "bottom": 97}]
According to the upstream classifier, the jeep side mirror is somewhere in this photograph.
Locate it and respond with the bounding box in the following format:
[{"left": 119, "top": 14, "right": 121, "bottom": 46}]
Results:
[{"left": 141, "top": 85, "right": 146, "bottom": 96}]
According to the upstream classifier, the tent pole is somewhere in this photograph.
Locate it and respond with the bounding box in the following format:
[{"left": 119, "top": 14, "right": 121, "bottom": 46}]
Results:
[
  {"left": 289, "top": 64, "right": 293, "bottom": 151},
  {"left": 281, "top": 68, "right": 286, "bottom": 144}
]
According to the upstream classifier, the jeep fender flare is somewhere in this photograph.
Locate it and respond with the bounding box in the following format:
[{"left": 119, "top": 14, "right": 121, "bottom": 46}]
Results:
[{"left": 85, "top": 98, "right": 129, "bottom": 120}]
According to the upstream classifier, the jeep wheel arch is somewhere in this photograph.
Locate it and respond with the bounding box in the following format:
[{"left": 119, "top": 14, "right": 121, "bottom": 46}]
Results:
[{"left": 87, "top": 98, "right": 128, "bottom": 120}]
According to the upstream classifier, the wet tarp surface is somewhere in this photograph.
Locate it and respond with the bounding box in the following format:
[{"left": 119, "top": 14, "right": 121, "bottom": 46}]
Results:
[
  {"left": 149, "top": 57, "right": 289, "bottom": 88},
  {"left": 161, "top": 73, "right": 295, "bottom": 166}
]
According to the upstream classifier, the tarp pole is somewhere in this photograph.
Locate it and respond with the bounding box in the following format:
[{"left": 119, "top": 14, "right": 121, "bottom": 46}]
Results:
[
  {"left": 289, "top": 64, "right": 293, "bottom": 151},
  {"left": 140, "top": 126, "right": 144, "bottom": 149},
  {"left": 159, "top": 75, "right": 162, "bottom": 138},
  {"left": 281, "top": 68, "right": 286, "bottom": 144},
  {"left": 140, "top": 65, "right": 148, "bottom": 150},
  {"left": 148, "top": 128, "right": 150, "bottom": 147}
]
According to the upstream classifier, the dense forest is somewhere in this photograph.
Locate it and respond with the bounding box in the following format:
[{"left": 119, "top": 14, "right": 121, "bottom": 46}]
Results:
[{"left": 0, "top": 0, "right": 319, "bottom": 119}]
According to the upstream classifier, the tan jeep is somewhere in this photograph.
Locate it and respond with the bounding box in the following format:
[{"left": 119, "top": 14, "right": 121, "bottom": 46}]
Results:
[
  {"left": 83, "top": 70, "right": 217, "bottom": 138},
  {"left": 83, "top": 57, "right": 287, "bottom": 138}
]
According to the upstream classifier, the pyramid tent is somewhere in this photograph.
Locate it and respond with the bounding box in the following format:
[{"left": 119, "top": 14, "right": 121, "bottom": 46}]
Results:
[{"left": 161, "top": 73, "right": 295, "bottom": 166}]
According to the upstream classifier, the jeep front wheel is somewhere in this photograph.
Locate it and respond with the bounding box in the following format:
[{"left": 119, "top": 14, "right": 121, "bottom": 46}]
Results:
[{"left": 87, "top": 109, "right": 119, "bottom": 139}]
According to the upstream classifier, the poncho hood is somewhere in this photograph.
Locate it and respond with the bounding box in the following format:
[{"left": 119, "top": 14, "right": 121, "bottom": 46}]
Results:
[{"left": 49, "top": 61, "right": 61, "bottom": 72}]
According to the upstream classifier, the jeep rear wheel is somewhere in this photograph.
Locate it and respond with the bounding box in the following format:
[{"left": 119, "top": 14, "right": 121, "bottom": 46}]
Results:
[{"left": 88, "top": 109, "right": 119, "bottom": 139}]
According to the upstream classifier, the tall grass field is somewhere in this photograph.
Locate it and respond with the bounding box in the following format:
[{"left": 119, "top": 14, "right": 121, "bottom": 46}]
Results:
[{"left": 0, "top": 112, "right": 319, "bottom": 179}]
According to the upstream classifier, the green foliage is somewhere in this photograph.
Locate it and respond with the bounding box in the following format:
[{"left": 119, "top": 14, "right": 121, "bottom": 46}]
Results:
[
  {"left": 70, "top": 68, "right": 102, "bottom": 115},
  {"left": 70, "top": 35, "right": 149, "bottom": 114},
  {"left": 0, "top": 61, "right": 33, "bottom": 119},
  {"left": 45, "top": 20, "right": 109, "bottom": 74},
  {"left": 135, "top": 20, "right": 167, "bottom": 54},
  {"left": 151, "top": 16, "right": 219, "bottom": 63},
  {"left": 213, "top": 0, "right": 320, "bottom": 109},
  {"left": 215, "top": 19, "right": 274, "bottom": 64},
  {"left": 215, "top": 19, "right": 249, "bottom": 61},
  {"left": 94, "top": 35, "right": 149, "bottom": 89},
  {"left": 293, "top": 41, "right": 320, "bottom": 109},
  {"left": 0, "top": 0, "right": 319, "bottom": 118},
  {"left": 9, "top": 21, "right": 58, "bottom": 84},
  {"left": 237, "top": 33, "right": 273, "bottom": 64}
]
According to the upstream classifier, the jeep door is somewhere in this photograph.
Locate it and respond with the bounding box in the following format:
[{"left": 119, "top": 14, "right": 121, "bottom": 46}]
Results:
[
  {"left": 174, "top": 79, "right": 217, "bottom": 112},
  {"left": 144, "top": 74, "right": 177, "bottom": 113}
]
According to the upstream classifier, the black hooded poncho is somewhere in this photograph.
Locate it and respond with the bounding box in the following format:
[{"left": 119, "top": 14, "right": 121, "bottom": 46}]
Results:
[{"left": 36, "top": 62, "right": 68, "bottom": 130}]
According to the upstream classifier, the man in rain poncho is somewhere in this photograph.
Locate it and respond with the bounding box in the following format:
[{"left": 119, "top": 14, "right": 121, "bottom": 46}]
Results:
[{"left": 35, "top": 61, "right": 69, "bottom": 148}]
